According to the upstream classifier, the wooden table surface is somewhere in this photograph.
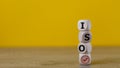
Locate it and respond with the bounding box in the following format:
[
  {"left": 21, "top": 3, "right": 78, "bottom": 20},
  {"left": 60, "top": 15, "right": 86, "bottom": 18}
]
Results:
[{"left": 0, "top": 46, "right": 119, "bottom": 68}]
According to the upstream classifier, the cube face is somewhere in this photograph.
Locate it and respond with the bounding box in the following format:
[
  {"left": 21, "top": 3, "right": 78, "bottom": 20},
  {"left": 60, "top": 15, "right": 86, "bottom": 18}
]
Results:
[
  {"left": 78, "top": 43, "right": 92, "bottom": 53},
  {"left": 79, "top": 54, "right": 91, "bottom": 65},
  {"left": 78, "top": 20, "right": 91, "bottom": 31},
  {"left": 86, "top": 43, "right": 92, "bottom": 53},
  {"left": 78, "top": 43, "right": 86, "bottom": 54},
  {"left": 79, "top": 31, "right": 92, "bottom": 43}
]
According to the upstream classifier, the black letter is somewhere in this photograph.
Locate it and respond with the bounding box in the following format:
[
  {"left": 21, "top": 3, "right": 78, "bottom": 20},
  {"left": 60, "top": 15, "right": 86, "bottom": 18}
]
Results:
[
  {"left": 81, "top": 22, "right": 84, "bottom": 29},
  {"left": 84, "top": 34, "right": 90, "bottom": 41},
  {"left": 79, "top": 45, "right": 85, "bottom": 52}
]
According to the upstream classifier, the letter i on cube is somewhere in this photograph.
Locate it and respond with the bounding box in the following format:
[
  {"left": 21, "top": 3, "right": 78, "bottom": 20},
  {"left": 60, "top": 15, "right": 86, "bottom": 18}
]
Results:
[{"left": 78, "top": 20, "right": 91, "bottom": 31}]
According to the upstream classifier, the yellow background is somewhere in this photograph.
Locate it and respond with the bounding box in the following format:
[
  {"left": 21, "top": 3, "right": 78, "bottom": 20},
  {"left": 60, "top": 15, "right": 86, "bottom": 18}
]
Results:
[{"left": 0, "top": 0, "right": 119, "bottom": 47}]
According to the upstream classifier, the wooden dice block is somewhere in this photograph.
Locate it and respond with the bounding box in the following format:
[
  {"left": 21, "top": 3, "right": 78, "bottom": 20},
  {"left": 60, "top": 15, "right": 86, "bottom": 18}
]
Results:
[
  {"left": 79, "top": 53, "right": 91, "bottom": 65},
  {"left": 78, "top": 43, "right": 92, "bottom": 54},
  {"left": 78, "top": 20, "right": 91, "bottom": 31},
  {"left": 79, "top": 31, "right": 92, "bottom": 43}
]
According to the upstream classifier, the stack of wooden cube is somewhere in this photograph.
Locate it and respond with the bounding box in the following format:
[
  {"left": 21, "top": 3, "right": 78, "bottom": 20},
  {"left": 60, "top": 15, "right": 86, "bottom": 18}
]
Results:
[{"left": 78, "top": 20, "right": 92, "bottom": 65}]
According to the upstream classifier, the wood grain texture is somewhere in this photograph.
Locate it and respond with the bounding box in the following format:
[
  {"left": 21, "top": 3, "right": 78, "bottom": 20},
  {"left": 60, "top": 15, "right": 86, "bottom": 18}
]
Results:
[{"left": 0, "top": 47, "right": 119, "bottom": 68}]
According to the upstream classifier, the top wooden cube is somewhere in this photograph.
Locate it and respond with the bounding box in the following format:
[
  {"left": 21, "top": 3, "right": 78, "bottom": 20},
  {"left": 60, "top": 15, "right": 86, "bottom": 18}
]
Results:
[{"left": 78, "top": 20, "right": 91, "bottom": 31}]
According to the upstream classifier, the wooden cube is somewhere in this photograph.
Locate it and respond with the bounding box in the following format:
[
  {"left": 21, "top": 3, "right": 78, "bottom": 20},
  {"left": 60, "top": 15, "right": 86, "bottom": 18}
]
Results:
[
  {"left": 79, "top": 53, "right": 91, "bottom": 65},
  {"left": 79, "top": 31, "right": 92, "bottom": 43},
  {"left": 78, "top": 20, "right": 91, "bottom": 31},
  {"left": 78, "top": 43, "right": 92, "bottom": 53}
]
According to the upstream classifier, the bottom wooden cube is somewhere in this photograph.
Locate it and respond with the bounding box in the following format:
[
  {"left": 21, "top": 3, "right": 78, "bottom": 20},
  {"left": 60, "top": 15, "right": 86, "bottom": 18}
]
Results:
[{"left": 79, "top": 53, "right": 91, "bottom": 65}]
